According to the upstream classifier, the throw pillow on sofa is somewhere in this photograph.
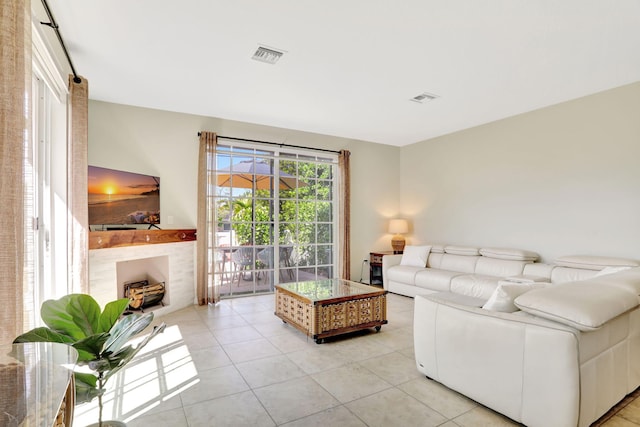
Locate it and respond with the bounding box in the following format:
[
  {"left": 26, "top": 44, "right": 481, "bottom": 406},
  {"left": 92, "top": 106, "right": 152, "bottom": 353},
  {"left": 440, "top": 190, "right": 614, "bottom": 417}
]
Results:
[
  {"left": 482, "top": 282, "right": 547, "bottom": 313},
  {"left": 400, "top": 245, "right": 432, "bottom": 267}
]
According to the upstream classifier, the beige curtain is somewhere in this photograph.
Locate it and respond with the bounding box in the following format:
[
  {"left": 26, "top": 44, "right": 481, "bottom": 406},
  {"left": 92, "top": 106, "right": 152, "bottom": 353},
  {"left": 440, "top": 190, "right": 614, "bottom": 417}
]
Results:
[
  {"left": 0, "top": 0, "right": 31, "bottom": 344},
  {"left": 196, "top": 131, "right": 218, "bottom": 304},
  {"left": 338, "top": 150, "right": 351, "bottom": 280},
  {"left": 67, "top": 75, "right": 89, "bottom": 294}
]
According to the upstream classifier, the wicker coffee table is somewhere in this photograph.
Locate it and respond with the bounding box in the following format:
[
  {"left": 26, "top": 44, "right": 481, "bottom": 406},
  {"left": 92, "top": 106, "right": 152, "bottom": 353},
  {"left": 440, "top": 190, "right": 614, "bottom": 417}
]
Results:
[{"left": 275, "top": 279, "right": 388, "bottom": 343}]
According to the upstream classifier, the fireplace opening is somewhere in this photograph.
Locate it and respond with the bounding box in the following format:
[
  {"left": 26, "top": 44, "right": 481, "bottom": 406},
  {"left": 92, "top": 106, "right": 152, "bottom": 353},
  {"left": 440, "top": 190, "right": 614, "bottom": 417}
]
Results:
[
  {"left": 124, "top": 279, "right": 166, "bottom": 312},
  {"left": 116, "top": 255, "right": 170, "bottom": 313}
]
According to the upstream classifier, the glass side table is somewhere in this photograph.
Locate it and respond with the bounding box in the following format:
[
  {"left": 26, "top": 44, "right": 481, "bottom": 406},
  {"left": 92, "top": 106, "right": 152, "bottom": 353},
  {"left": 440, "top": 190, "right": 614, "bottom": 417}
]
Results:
[{"left": 0, "top": 342, "right": 77, "bottom": 427}]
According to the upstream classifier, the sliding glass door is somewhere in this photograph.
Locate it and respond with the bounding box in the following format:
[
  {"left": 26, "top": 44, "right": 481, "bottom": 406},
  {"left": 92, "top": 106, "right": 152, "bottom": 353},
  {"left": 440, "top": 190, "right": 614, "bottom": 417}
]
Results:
[{"left": 213, "top": 141, "right": 338, "bottom": 297}]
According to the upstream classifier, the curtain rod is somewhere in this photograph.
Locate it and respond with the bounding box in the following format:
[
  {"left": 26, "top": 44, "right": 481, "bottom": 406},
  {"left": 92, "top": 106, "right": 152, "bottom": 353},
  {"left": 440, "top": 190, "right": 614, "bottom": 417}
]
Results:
[
  {"left": 40, "top": 0, "right": 81, "bottom": 84},
  {"left": 198, "top": 133, "right": 341, "bottom": 154}
]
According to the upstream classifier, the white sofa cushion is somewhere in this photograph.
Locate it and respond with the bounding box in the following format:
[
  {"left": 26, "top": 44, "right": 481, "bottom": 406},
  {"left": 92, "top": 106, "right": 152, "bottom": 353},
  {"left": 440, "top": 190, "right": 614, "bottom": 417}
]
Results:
[
  {"left": 522, "top": 263, "right": 554, "bottom": 280},
  {"left": 429, "top": 244, "right": 445, "bottom": 254},
  {"left": 515, "top": 280, "right": 639, "bottom": 331},
  {"left": 555, "top": 255, "right": 640, "bottom": 271},
  {"left": 400, "top": 245, "right": 431, "bottom": 267},
  {"left": 387, "top": 265, "right": 424, "bottom": 286},
  {"left": 445, "top": 245, "right": 481, "bottom": 256},
  {"left": 415, "top": 269, "right": 464, "bottom": 292},
  {"left": 483, "top": 282, "right": 547, "bottom": 313},
  {"left": 480, "top": 247, "right": 539, "bottom": 262},
  {"left": 426, "top": 252, "right": 444, "bottom": 268},
  {"left": 551, "top": 266, "right": 598, "bottom": 284},
  {"left": 440, "top": 254, "right": 480, "bottom": 273},
  {"left": 591, "top": 267, "right": 640, "bottom": 295},
  {"left": 474, "top": 257, "right": 529, "bottom": 278},
  {"left": 450, "top": 274, "right": 500, "bottom": 300},
  {"left": 425, "top": 291, "right": 486, "bottom": 307}
]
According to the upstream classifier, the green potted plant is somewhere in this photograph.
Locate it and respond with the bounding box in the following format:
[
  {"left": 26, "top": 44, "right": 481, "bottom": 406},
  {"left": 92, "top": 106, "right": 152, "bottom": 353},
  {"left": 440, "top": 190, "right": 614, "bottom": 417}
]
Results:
[{"left": 14, "top": 294, "right": 166, "bottom": 427}]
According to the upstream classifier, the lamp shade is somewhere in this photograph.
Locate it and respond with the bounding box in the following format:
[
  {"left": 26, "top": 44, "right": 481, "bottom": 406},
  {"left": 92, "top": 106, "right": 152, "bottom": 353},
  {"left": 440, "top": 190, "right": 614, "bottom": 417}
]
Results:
[{"left": 388, "top": 219, "right": 408, "bottom": 234}]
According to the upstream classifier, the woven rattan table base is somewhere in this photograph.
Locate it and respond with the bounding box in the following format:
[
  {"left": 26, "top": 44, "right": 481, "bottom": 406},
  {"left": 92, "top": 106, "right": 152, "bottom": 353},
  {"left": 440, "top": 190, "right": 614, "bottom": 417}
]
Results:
[{"left": 275, "top": 286, "right": 387, "bottom": 343}]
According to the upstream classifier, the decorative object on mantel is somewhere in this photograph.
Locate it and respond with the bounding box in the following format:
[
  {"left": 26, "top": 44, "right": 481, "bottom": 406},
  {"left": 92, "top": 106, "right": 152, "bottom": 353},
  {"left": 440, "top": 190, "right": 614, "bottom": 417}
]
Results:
[
  {"left": 89, "top": 228, "right": 196, "bottom": 249},
  {"left": 14, "top": 294, "right": 166, "bottom": 427},
  {"left": 388, "top": 218, "right": 409, "bottom": 254}
]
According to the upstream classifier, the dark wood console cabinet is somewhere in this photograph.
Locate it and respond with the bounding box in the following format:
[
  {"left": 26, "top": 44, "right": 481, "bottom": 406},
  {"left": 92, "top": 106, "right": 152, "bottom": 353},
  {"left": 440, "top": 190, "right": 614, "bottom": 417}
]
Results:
[{"left": 369, "top": 251, "right": 395, "bottom": 286}]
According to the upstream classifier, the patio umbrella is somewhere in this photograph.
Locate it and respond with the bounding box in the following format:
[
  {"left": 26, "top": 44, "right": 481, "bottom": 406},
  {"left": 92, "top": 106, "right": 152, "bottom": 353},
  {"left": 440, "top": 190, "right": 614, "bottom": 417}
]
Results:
[{"left": 216, "top": 159, "right": 302, "bottom": 190}]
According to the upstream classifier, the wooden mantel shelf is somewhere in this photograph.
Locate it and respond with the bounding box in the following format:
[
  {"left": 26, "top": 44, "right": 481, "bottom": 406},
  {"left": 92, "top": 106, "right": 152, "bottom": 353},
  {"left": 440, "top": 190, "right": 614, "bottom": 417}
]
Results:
[{"left": 89, "top": 228, "right": 197, "bottom": 250}]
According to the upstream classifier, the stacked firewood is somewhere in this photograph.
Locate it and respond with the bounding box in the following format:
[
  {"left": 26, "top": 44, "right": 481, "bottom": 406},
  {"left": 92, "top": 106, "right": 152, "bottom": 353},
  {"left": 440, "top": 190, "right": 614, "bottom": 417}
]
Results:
[{"left": 127, "top": 281, "right": 165, "bottom": 309}]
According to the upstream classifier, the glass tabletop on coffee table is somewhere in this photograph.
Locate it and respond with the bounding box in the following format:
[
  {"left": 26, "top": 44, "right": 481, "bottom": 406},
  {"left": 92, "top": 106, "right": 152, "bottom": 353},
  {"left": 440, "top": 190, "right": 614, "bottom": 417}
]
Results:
[
  {"left": 274, "top": 278, "right": 388, "bottom": 343},
  {"left": 277, "top": 278, "right": 385, "bottom": 302}
]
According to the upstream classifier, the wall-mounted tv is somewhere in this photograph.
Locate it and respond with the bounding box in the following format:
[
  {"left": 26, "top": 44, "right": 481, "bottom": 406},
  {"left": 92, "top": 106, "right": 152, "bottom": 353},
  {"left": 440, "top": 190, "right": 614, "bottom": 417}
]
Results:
[{"left": 88, "top": 165, "right": 160, "bottom": 227}]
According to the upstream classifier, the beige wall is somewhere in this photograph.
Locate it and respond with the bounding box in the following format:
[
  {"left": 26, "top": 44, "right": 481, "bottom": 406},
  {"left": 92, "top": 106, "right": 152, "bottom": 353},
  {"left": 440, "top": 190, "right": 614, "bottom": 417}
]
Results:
[
  {"left": 88, "top": 101, "right": 401, "bottom": 280},
  {"left": 400, "top": 81, "right": 640, "bottom": 262},
  {"left": 90, "top": 81, "right": 640, "bottom": 273}
]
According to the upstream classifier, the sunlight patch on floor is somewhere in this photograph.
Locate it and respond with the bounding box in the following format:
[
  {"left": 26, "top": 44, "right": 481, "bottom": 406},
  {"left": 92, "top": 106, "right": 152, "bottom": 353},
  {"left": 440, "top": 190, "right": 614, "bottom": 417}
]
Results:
[{"left": 73, "top": 325, "right": 199, "bottom": 426}]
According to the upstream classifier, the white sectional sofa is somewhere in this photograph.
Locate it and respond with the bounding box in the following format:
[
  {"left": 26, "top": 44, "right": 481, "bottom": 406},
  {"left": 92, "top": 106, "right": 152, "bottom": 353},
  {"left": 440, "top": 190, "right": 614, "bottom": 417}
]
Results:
[
  {"left": 382, "top": 244, "right": 540, "bottom": 298},
  {"left": 398, "top": 245, "right": 640, "bottom": 427}
]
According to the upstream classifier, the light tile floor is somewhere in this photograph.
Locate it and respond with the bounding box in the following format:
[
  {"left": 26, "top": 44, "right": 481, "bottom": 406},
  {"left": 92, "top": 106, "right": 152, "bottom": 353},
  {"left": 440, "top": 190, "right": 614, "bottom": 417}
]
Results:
[{"left": 74, "top": 293, "right": 640, "bottom": 427}]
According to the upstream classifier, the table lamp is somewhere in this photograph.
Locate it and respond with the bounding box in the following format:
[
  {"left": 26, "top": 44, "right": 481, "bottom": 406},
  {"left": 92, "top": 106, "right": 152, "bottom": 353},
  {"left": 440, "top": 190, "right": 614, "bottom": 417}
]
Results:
[{"left": 388, "top": 219, "right": 409, "bottom": 254}]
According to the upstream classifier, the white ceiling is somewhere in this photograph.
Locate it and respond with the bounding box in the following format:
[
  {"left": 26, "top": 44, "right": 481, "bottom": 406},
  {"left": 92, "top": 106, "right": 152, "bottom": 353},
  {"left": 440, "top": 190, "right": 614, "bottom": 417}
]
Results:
[{"left": 47, "top": 1, "right": 640, "bottom": 146}]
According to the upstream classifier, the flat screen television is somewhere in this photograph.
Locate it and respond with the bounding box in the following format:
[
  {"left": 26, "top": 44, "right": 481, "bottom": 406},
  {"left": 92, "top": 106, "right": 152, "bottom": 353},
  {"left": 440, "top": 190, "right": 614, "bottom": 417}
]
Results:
[{"left": 88, "top": 165, "right": 160, "bottom": 227}]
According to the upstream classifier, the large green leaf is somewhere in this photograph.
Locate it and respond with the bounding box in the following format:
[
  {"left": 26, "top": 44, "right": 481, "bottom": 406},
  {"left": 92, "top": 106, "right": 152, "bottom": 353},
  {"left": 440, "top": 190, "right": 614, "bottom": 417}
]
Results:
[
  {"left": 104, "top": 312, "right": 154, "bottom": 353},
  {"left": 98, "top": 298, "right": 129, "bottom": 333},
  {"left": 41, "top": 295, "right": 85, "bottom": 340},
  {"left": 109, "top": 345, "right": 135, "bottom": 366},
  {"left": 104, "top": 322, "right": 166, "bottom": 383},
  {"left": 66, "top": 294, "right": 101, "bottom": 337},
  {"left": 13, "top": 327, "right": 96, "bottom": 362},
  {"left": 74, "top": 372, "right": 102, "bottom": 404},
  {"left": 13, "top": 327, "right": 75, "bottom": 344},
  {"left": 101, "top": 345, "right": 136, "bottom": 373},
  {"left": 72, "top": 333, "right": 110, "bottom": 360}
]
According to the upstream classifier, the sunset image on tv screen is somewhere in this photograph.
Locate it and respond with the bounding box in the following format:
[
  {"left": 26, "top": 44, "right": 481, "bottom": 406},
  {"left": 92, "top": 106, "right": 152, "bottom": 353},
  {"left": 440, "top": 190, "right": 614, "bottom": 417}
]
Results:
[{"left": 88, "top": 165, "right": 160, "bottom": 225}]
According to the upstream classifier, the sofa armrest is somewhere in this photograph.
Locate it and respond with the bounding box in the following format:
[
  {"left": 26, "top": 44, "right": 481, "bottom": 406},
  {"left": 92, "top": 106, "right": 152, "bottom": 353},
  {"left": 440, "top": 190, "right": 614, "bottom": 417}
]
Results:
[{"left": 382, "top": 254, "right": 402, "bottom": 290}]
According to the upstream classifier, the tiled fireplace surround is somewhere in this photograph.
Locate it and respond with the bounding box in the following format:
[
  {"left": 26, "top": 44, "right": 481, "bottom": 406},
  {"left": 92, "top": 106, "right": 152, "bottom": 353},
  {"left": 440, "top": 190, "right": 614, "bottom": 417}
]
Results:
[{"left": 89, "top": 241, "right": 196, "bottom": 315}]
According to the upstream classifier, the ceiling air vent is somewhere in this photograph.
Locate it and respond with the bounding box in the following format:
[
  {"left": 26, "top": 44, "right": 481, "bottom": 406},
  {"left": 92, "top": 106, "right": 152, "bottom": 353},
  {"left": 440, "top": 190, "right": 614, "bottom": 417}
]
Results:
[
  {"left": 251, "top": 46, "right": 284, "bottom": 64},
  {"left": 410, "top": 92, "right": 439, "bottom": 103}
]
